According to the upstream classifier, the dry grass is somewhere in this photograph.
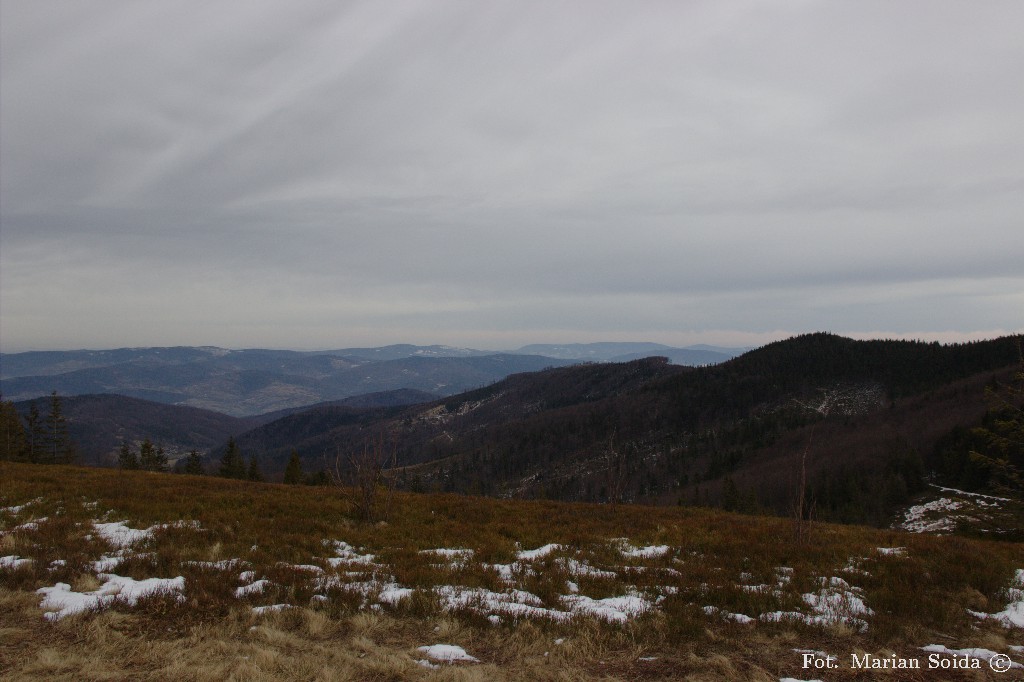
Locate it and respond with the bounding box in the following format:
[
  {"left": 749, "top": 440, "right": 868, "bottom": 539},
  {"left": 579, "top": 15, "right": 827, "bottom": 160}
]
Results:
[{"left": 1, "top": 461, "right": 1022, "bottom": 680}]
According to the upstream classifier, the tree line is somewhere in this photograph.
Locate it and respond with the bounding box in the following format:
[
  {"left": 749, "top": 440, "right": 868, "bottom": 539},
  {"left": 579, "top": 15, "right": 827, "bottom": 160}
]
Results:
[{"left": 0, "top": 391, "right": 76, "bottom": 464}]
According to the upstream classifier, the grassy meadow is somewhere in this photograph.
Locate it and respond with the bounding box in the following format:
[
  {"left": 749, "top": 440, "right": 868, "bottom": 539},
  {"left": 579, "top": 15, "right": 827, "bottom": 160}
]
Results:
[{"left": 1, "top": 461, "right": 1022, "bottom": 681}]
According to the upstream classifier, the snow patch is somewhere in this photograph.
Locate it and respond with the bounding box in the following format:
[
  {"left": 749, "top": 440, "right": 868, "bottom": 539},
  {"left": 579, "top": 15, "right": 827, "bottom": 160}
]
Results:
[
  {"left": 898, "top": 498, "right": 962, "bottom": 533},
  {"left": 235, "top": 579, "right": 272, "bottom": 597},
  {"left": 762, "top": 576, "right": 873, "bottom": 632},
  {"left": 417, "top": 644, "right": 480, "bottom": 664},
  {"left": 703, "top": 605, "right": 755, "bottom": 624},
  {"left": 1, "top": 555, "right": 33, "bottom": 569},
  {"left": 37, "top": 574, "right": 185, "bottom": 621},
  {"left": 967, "top": 569, "right": 1024, "bottom": 628},
  {"left": 876, "top": 547, "right": 906, "bottom": 556},
  {"left": 517, "top": 544, "right": 562, "bottom": 561},
  {"left": 252, "top": 604, "right": 293, "bottom": 615}
]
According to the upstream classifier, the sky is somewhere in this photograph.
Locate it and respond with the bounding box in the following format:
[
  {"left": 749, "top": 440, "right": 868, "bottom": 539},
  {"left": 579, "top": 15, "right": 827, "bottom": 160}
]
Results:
[{"left": 2, "top": 0, "right": 1022, "bottom": 353}]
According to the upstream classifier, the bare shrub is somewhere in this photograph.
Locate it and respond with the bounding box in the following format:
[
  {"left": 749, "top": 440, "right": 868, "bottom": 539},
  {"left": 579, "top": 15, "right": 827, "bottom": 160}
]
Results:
[{"left": 329, "top": 434, "right": 397, "bottom": 523}]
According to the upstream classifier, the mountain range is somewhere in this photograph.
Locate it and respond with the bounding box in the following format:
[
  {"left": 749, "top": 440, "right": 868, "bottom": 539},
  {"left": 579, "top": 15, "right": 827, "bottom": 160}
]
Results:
[
  {"left": 213, "top": 333, "right": 1023, "bottom": 529},
  {"left": 4, "top": 334, "right": 1020, "bottom": 531},
  {"left": 0, "top": 342, "right": 744, "bottom": 417}
]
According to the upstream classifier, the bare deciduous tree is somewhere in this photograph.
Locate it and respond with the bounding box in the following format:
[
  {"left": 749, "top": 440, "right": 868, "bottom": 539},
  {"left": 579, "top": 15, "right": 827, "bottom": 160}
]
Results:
[{"left": 329, "top": 434, "right": 397, "bottom": 522}]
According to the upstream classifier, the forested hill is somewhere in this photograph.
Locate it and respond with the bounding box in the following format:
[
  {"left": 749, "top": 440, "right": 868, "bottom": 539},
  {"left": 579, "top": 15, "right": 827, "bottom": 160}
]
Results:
[{"left": 226, "top": 333, "right": 1022, "bottom": 527}]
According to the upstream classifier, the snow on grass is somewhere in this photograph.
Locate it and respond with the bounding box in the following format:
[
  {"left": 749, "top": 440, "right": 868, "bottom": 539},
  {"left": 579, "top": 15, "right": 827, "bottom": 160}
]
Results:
[
  {"left": 280, "top": 562, "right": 324, "bottom": 574},
  {"left": 930, "top": 484, "right": 1010, "bottom": 502},
  {"left": 876, "top": 547, "right": 906, "bottom": 556},
  {"left": 898, "top": 498, "right": 962, "bottom": 533},
  {"left": 92, "top": 519, "right": 201, "bottom": 549},
  {"left": 37, "top": 574, "right": 185, "bottom": 621},
  {"left": 92, "top": 521, "right": 157, "bottom": 548},
  {"left": 420, "top": 548, "right": 474, "bottom": 559},
  {"left": 1, "top": 555, "right": 33, "bottom": 569},
  {"left": 313, "top": 578, "right": 414, "bottom": 607},
  {"left": 560, "top": 592, "right": 655, "bottom": 624},
  {"left": 921, "top": 644, "right": 1023, "bottom": 668},
  {"left": 378, "top": 584, "right": 415, "bottom": 605},
  {"left": 436, "top": 585, "right": 568, "bottom": 622},
  {"left": 967, "top": 569, "right": 1024, "bottom": 628},
  {"left": 516, "top": 543, "right": 562, "bottom": 561},
  {"left": 183, "top": 558, "right": 247, "bottom": 570},
  {"left": 485, "top": 562, "right": 518, "bottom": 583},
  {"left": 1, "top": 516, "right": 49, "bottom": 534},
  {"left": 762, "top": 576, "right": 873, "bottom": 632},
  {"left": 703, "top": 605, "right": 755, "bottom": 624},
  {"left": 0, "top": 497, "right": 43, "bottom": 515},
  {"left": 92, "top": 555, "right": 126, "bottom": 572},
  {"left": 417, "top": 644, "right": 480, "bottom": 664},
  {"left": 252, "top": 604, "right": 293, "bottom": 615},
  {"left": 235, "top": 579, "right": 273, "bottom": 597},
  {"left": 619, "top": 543, "right": 671, "bottom": 559},
  {"left": 558, "top": 557, "right": 617, "bottom": 579},
  {"left": 421, "top": 548, "right": 475, "bottom": 570},
  {"left": 325, "top": 540, "right": 377, "bottom": 568}
]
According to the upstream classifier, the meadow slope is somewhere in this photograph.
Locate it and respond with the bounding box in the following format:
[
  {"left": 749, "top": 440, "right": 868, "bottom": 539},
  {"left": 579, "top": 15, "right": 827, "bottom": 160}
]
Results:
[{"left": 1, "top": 462, "right": 1022, "bottom": 681}]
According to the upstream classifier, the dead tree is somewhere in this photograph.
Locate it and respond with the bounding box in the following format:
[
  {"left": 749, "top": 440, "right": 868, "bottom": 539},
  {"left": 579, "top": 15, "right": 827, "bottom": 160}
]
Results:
[
  {"left": 330, "top": 433, "right": 397, "bottom": 522},
  {"left": 790, "top": 393, "right": 835, "bottom": 545}
]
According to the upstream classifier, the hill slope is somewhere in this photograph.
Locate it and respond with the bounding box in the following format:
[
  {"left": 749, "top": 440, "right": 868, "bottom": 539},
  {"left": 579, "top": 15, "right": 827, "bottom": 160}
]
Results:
[
  {"left": 228, "top": 334, "right": 1023, "bottom": 528},
  {"left": 2, "top": 462, "right": 1022, "bottom": 680}
]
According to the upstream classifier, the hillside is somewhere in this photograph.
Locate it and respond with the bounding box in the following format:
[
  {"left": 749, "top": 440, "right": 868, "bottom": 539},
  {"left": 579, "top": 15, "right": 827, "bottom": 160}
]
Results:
[
  {"left": 11, "top": 394, "right": 259, "bottom": 466},
  {"left": 226, "top": 334, "right": 1023, "bottom": 529},
  {"left": 2, "top": 462, "right": 1022, "bottom": 680},
  {"left": 9, "top": 390, "right": 437, "bottom": 467}
]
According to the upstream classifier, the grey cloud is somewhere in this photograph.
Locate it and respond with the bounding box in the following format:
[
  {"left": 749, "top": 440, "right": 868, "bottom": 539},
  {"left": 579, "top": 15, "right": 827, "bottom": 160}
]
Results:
[{"left": 2, "top": 0, "right": 1022, "bottom": 351}]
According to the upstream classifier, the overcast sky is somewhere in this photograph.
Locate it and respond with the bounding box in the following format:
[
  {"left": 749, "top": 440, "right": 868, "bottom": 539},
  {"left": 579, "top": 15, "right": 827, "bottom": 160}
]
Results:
[{"left": 2, "top": 0, "right": 1022, "bottom": 352}]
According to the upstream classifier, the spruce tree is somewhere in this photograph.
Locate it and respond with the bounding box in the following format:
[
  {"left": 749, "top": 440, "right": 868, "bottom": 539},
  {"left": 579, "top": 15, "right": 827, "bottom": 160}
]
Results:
[
  {"left": 119, "top": 440, "right": 139, "bottom": 469},
  {"left": 247, "top": 455, "right": 263, "bottom": 482},
  {"left": 26, "top": 402, "right": 42, "bottom": 463},
  {"left": 45, "top": 391, "right": 73, "bottom": 464},
  {"left": 155, "top": 444, "right": 168, "bottom": 472},
  {"left": 0, "top": 399, "right": 28, "bottom": 461},
  {"left": 283, "top": 450, "right": 303, "bottom": 484},
  {"left": 139, "top": 439, "right": 168, "bottom": 472},
  {"left": 219, "top": 437, "right": 245, "bottom": 479},
  {"left": 139, "top": 438, "right": 157, "bottom": 470},
  {"left": 183, "top": 450, "right": 204, "bottom": 475}
]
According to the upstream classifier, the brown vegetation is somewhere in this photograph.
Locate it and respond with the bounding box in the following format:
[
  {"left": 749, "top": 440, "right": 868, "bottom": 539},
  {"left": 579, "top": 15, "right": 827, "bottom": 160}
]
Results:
[{"left": 1, "top": 462, "right": 1022, "bottom": 680}]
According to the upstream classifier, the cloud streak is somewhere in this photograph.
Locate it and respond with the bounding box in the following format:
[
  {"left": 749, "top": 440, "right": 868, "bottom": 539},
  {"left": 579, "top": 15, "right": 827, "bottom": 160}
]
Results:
[{"left": 2, "top": 0, "right": 1022, "bottom": 351}]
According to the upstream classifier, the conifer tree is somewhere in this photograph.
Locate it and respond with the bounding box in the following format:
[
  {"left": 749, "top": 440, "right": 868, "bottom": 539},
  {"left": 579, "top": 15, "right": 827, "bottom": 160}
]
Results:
[
  {"left": 219, "top": 437, "right": 245, "bottom": 479},
  {"left": 45, "top": 391, "right": 73, "bottom": 464},
  {"left": 247, "top": 455, "right": 263, "bottom": 482},
  {"left": 26, "top": 402, "right": 42, "bottom": 463},
  {"left": 283, "top": 450, "right": 303, "bottom": 485},
  {"left": 183, "top": 450, "right": 204, "bottom": 475},
  {"left": 139, "top": 438, "right": 157, "bottom": 470},
  {"left": 119, "top": 440, "right": 139, "bottom": 469},
  {"left": 139, "top": 439, "right": 168, "bottom": 472},
  {"left": 0, "top": 399, "right": 28, "bottom": 461}
]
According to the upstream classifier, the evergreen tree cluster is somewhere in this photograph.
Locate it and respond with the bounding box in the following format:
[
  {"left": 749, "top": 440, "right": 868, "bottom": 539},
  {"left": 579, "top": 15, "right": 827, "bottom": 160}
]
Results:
[
  {"left": 117, "top": 438, "right": 168, "bottom": 472},
  {"left": 217, "top": 437, "right": 264, "bottom": 482},
  {"left": 0, "top": 391, "right": 76, "bottom": 464},
  {"left": 930, "top": 359, "right": 1024, "bottom": 494}
]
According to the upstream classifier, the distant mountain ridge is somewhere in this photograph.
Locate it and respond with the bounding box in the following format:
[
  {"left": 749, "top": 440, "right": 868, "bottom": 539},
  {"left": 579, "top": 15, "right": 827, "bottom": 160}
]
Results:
[{"left": 0, "top": 342, "right": 741, "bottom": 416}]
